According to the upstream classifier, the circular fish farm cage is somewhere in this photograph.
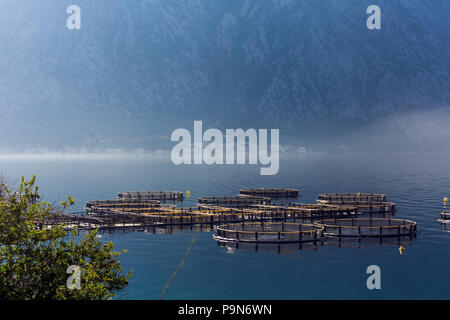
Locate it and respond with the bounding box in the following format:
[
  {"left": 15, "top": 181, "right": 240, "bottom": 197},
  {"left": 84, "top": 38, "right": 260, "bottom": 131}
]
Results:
[
  {"left": 314, "top": 218, "right": 417, "bottom": 237},
  {"left": 315, "top": 201, "right": 395, "bottom": 214},
  {"left": 318, "top": 193, "right": 386, "bottom": 202},
  {"left": 438, "top": 211, "right": 450, "bottom": 224},
  {"left": 213, "top": 222, "right": 324, "bottom": 243}
]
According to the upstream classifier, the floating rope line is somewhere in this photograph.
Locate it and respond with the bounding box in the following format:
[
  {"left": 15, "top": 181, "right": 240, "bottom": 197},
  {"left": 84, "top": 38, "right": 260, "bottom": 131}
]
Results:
[{"left": 159, "top": 230, "right": 198, "bottom": 300}]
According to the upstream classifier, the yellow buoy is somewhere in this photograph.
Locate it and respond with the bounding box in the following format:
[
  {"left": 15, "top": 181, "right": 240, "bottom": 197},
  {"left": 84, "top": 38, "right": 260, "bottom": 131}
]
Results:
[
  {"left": 399, "top": 245, "right": 405, "bottom": 255},
  {"left": 185, "top": 190, "right": 191, "bottom": 198},
  {"left": 443, "top": 197, "right": 448, "bottom": 204},
  {"left": 261, "top": 187, "right": 264, "bottom": 191},
  {"left": 357, "top": 192, "right": 362, "bottom": 197}
]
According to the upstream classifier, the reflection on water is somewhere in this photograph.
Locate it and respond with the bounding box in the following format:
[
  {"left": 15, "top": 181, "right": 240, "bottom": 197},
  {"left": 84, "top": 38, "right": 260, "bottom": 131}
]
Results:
[{"left": 218, "top": 240, "right": 322, "bottom": 255}]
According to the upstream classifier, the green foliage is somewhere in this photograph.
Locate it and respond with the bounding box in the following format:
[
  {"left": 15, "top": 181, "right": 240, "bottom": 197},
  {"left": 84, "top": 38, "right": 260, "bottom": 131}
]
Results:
[{"left": 0, "top": 175, "right": 131, "bottom": 300}]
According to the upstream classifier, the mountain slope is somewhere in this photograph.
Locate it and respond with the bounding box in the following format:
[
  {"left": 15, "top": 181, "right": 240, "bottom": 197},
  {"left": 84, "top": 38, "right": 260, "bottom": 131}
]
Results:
[{"left": 0, "top": 0, "right": 448, "bottom": 150}]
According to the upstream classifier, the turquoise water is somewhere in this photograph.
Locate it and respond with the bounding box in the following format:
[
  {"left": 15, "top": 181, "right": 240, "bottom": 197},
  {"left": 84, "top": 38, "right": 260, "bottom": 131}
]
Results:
[{"left": 1, "top": 154, "right": 449, "bottom": 299}]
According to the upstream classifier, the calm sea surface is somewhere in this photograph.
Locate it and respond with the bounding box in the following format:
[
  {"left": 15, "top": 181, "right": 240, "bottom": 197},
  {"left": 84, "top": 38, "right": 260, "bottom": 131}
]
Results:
[{"left": 1, "top": 154, "right": 449, "bottom": 299}]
